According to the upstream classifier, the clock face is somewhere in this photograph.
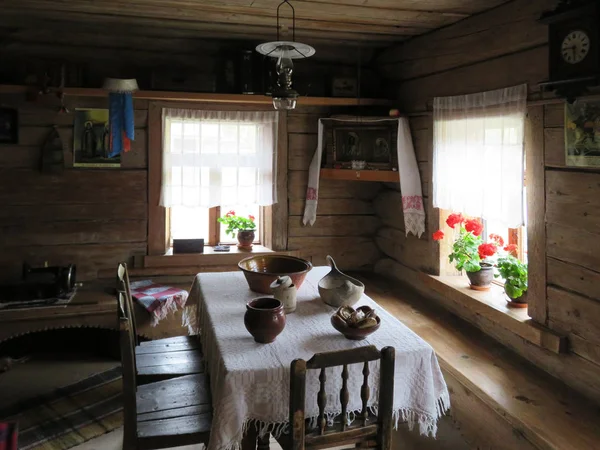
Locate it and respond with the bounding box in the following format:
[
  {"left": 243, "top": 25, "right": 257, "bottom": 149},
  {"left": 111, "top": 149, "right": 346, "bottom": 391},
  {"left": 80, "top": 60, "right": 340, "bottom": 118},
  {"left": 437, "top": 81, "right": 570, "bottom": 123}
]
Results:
[{"left": 561, "top": 30, "right": 591, "bottom": 64}]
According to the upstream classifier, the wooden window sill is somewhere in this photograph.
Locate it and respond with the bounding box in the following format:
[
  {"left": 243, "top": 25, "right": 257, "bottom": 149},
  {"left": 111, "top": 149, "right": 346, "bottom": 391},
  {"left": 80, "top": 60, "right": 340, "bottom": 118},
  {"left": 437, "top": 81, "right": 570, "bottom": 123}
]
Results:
[
  {"left": 421, "top": 274, "right": 567, "bottom": 354},
  {"left": 143, "top": 245, "right": 298, "bottom": 268}
]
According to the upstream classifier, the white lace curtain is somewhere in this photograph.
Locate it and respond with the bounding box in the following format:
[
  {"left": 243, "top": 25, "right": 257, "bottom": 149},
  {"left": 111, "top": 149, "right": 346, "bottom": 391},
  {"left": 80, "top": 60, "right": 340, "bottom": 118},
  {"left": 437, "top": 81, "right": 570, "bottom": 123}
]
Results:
[
  {"left": 160, "top": 109, "right": 279, "bottom": 208},
  {"left": 433, "top": 84, "right": 527, "bottom": 228}
]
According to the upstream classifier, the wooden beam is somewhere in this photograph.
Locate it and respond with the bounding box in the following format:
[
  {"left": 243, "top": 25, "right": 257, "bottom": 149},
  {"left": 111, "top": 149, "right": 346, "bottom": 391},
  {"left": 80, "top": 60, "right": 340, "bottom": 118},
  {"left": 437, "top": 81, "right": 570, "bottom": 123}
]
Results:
[
  {"left": 525, "top": 105, "right": 547, "bottom": 325},
  {"left": 147, "top": 102, "right": 166, "bottom": 256}
]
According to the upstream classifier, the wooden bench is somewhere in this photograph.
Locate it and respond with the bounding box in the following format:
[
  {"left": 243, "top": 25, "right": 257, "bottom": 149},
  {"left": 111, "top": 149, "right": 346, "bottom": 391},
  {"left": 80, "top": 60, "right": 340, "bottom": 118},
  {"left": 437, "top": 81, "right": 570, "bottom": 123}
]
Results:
[{"left": 356, "top": 273, "right": 600, "bottom": 450}]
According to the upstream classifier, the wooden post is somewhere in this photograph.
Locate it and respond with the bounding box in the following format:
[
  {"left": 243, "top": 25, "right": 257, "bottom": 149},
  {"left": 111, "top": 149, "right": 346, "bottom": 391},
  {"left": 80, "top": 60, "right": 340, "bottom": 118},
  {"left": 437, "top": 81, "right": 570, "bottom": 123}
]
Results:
[{"left": 525, "top": 105, "right": 547, "bottom": 325}]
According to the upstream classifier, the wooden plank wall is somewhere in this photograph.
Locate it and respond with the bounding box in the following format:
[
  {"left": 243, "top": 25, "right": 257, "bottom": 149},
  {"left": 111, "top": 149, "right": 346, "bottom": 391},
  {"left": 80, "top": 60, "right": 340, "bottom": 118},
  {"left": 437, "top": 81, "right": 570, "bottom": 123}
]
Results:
[
  {"left": 371, "top": 0, "right": 600, "bottom": 405},
  {"left": 0, "top": 93, "right": 148, "bottom": 282},
  {"left": 286, "top": 106, "right": 382, "bottom": 270}
]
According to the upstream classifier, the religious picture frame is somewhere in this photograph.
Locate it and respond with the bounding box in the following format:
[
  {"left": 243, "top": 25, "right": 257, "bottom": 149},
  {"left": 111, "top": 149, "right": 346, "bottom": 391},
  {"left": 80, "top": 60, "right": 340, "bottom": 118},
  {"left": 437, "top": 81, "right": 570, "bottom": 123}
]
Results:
[
  {"left": 73, "top": 108, "right": 120, "bottom": 168},
  {"left": 332, "top": 126, "right": 393, "bottom": 169},
  {"left": 0, "top": 108, "right": 18, "bottom": 144},
  {"left": 565, "top": 100, "right": 600, "bottom": 167}
]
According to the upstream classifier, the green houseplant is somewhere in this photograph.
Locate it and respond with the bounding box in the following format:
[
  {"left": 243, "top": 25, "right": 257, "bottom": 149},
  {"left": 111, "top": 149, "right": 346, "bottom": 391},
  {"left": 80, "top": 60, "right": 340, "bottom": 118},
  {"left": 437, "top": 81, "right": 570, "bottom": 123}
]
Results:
[
  {"left": 496, "top": 247, "right": 528, "bottom": 307},
  {"left": 433, "top": 213, "right": 498, "bottom": 290},
  {"left": 217, "top": 210, "right": 257, "bottom": 249}
]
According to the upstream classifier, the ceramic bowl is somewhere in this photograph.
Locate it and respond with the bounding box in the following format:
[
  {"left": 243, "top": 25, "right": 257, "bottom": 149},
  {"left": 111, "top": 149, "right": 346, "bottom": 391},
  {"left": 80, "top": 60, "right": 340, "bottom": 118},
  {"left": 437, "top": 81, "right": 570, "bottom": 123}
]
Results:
[
  {"left": 330, "top": 313, "right": 381, "bottom": 340},
  {"left": 238, "top": 255, "right": 312, "bottom": 294}
]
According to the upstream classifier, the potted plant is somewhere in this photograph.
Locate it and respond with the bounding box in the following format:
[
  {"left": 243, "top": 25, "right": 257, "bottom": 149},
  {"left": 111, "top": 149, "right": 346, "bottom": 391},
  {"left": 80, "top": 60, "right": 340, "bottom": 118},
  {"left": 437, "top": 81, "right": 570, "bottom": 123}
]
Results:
[
  {"left": 218, "top": 210, "right": 257, "bottom": 249},
  {"left": 496, "top": 245, "right": 528, "bottom": 308},
  {"left": 433, "top": 213, "right": 498, "bottom": 291}
]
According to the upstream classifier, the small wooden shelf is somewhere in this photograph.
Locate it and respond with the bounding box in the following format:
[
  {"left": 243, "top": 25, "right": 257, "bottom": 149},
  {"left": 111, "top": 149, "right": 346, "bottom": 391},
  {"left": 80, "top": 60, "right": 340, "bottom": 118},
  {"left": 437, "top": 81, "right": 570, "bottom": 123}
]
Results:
[
  {"left": 0, "top": 85, "right": 391, "bottom": 107},
  {"left": 320, "top": 168, "right": 399, "bottom": 182}
]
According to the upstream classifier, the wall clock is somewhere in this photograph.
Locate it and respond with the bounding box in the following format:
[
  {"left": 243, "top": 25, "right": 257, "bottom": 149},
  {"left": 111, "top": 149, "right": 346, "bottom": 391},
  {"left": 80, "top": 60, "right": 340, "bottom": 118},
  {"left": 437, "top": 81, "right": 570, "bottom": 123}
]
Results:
[{"left": 539, "top": 0, "right": 600, "bottom": 100}]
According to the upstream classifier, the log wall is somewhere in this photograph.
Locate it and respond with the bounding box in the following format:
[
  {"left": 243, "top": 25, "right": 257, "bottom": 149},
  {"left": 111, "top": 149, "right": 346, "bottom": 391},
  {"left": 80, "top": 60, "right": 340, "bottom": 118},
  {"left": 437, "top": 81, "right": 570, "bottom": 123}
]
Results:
[
  {"left": 372, "top": 0, "right": 600, "bottom": 404},
  {"left": 0, "top": 95, "right": 381, "bottom": 282}
]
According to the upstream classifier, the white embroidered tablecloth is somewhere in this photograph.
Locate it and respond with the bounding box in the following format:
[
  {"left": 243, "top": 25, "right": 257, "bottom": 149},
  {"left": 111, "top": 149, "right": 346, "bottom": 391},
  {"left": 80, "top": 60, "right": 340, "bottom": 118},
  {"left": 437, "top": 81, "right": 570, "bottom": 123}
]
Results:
[{"left": 189, "top": 267, "right": 449, "bottom": 450}]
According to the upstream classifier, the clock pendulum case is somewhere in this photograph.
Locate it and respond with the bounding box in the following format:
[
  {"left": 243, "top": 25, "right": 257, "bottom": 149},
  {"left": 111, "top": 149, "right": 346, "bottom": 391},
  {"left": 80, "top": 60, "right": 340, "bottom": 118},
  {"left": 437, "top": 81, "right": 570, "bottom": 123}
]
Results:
[{"left": 539, "top": 0, "right": 600, "bottom": 102}]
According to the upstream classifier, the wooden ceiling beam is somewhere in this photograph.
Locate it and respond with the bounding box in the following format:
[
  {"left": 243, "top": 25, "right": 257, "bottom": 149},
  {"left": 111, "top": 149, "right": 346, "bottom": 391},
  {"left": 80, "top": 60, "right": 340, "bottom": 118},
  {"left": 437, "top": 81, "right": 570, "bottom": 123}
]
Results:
[{"left": 289, "top": 0, "right": 509, "bottom": 15}]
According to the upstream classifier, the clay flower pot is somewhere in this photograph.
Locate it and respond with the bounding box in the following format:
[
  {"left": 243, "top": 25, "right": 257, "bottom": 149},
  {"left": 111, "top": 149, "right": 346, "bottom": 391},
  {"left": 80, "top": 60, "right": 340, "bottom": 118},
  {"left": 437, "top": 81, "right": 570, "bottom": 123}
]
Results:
[
  {"left": 237, "top": 230, "right": 255, "bottom": 249},
  {"left": 507, "top": 290, "right": 528, "bottom": 308},
  {"left": 466, "top": 263, "right": 494, "bottom": 291},
  {"left": 244, "top": 297, "right": 286, "bottom": 343}
]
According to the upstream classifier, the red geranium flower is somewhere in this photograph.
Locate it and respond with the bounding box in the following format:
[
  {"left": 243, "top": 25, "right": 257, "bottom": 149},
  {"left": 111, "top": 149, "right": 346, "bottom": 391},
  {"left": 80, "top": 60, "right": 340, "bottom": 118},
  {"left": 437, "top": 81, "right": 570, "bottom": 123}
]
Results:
[
  {"left": 432, "top": 230, "right": 445, "bottom": 241},
  {"left": 446, "top": 213, "right": 464, "bottom": 229},
  {"left": 226, "top": 210, "right": 235, "bottom": 217},
  {"left": 249, "top": 214, "right": 255, "bottom": 221},
  {"left": 478, "top": 243, "right": 497, "bottom": 260},
  {"left": 465, "top": 219, "right": 483, "bottom": 236},
  {"left": 504, "top": 244, "right": 518, "bottom": 255},
  {"left": 489, "top": 233, "right": 505, "bottom": 247}
]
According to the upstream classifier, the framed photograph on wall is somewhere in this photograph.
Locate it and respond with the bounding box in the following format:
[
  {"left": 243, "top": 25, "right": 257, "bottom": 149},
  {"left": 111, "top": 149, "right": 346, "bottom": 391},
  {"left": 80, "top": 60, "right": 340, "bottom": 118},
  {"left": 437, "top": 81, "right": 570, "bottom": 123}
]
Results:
[
  {"left": 0, "top": 108, "right": 18, "bottom": 144},
  {"left": 565, "top": 101, "right": 600, "bottom": 167},
  {"left": 73, "top": 108, "right": 120, "bottom": 168}
]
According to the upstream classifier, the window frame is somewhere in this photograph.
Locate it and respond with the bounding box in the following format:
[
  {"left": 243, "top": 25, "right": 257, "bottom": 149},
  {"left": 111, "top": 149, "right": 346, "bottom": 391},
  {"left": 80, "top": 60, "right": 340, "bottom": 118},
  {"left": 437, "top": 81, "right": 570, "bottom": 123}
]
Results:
[{"left": 147, "top": 101, "right": 288, "bottom": 256}]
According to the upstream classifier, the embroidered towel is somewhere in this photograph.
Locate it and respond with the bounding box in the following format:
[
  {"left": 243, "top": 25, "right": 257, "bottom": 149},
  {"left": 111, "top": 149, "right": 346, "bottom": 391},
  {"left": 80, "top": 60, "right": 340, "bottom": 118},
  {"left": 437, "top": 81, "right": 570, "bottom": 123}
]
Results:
[
  {"left": 302, "top": 119, "right": 324, "bottom": 226},
  {"left": 0, "top": 422, "right": 18, "bottom": 450},
  {"left": 302, "top": 117, "right": 426, "bottom": 237},
  {"left": 397, "top": 117, "right": 425, "bottom": 237},
  {"left": 108, "top": 92, "right": 135, "bottom": 157},
  {"left": 129, "top": 280, "right": 189, "bottom": 327}
]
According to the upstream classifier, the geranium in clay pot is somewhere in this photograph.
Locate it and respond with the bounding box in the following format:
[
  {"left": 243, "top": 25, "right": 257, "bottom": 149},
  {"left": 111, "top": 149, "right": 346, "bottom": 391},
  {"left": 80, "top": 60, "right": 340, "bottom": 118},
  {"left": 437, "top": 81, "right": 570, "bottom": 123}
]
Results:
[
  {"left": 496, "top": 245, "right": 528, "bottom": 308},
  {"left": 218, "top": 210, "right": 257, "bottom": 250},
  {"left": 433, "top": 213, "right": 499, "bottom": 291}
]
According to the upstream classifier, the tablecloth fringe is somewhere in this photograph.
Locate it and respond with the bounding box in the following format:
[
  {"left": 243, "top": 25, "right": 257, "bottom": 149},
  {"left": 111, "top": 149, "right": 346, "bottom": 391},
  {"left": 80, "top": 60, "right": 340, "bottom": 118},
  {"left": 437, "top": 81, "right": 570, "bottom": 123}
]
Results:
[
  {"left": 221, "top": 394, "right": 451, "bottom": 450},
  {"left": 182, "top": 304, "right": 197, "bottom": 335}
]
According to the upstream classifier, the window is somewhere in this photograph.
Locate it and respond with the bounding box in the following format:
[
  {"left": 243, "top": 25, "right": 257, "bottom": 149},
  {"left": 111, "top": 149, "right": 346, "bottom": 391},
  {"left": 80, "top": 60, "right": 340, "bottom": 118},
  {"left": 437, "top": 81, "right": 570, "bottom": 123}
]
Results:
[{"left": 147, "top": 105, "right": 284, "bottom": 254}]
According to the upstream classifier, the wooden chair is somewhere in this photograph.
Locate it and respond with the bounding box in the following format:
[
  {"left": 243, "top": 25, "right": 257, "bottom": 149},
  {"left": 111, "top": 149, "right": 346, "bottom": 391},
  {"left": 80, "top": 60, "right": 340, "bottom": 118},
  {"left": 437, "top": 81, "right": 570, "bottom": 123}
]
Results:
[
  {"left": 278, "top": 345, "right": 395, "bottom": 450},
  {"left": 119, "top": 295, "right": 212, "bottom": 450},
  {"left": 117, "top": 263, "right": 205, "bottom": 382}
]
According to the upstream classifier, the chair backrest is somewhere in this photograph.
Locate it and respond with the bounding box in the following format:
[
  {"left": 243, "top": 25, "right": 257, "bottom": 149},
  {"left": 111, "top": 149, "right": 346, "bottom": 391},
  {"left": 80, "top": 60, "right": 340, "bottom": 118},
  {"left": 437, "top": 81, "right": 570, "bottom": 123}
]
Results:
[
  {"left": 118, "top": 293, "right": 138, "bottom": 448},
  {"left": 289, "top": 345, "right": 395, "bottom": 450},
  {"left": 117, "top": 263, "right": 139, "bottom": 346}
]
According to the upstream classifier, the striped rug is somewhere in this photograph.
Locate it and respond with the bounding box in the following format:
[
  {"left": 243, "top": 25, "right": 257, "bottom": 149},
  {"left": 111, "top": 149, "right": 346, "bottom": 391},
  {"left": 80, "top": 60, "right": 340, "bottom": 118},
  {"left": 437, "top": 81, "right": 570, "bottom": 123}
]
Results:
[{"left": 0, "top": 367, "right": 123, "bottom": 450}]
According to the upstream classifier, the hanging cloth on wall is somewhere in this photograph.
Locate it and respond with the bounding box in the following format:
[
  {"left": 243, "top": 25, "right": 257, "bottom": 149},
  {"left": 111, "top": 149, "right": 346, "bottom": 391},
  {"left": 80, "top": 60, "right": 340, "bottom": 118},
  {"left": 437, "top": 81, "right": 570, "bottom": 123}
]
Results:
[
  {"left": 103, "top": 78, "right": 138, "bottom": 158},
  {"left": 302, "top": 117, "right": 425, "bottom": 238}
]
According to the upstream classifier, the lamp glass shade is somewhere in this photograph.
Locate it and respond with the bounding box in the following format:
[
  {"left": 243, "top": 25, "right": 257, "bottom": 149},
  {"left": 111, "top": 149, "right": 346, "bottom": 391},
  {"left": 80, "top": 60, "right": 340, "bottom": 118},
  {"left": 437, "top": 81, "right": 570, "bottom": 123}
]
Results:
[{"left": 273, "top": 97, "right": 297, "bottom": 110}]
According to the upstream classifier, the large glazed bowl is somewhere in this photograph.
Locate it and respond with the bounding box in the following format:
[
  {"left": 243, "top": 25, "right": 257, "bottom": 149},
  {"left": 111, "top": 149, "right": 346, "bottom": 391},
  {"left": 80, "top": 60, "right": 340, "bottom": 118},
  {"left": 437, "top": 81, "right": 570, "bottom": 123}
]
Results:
[{"left": 238, "top": 255, "right": 312, "bottom": 294}]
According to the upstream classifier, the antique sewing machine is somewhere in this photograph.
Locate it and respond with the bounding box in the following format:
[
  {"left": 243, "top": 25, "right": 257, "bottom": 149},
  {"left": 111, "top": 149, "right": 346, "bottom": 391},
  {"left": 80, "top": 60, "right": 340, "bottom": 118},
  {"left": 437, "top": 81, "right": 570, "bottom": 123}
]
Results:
[{"left": 0, "top": 262, "right": 77, "bottom": 304}]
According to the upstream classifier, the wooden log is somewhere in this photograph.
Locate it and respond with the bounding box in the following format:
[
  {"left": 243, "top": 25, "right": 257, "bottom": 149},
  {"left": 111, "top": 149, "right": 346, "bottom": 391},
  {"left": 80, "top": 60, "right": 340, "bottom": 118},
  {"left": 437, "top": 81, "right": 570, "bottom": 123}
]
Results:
[
  {"left": 288, "top": 215, "right": 380, "bottom": 237},
  {"left": 0, "top": 169, "right": 147, "bottom": 205},
  {"left": 0, "top": 219, "right": 147, "bottom": 246},
  {"left": 288, "top": 170, "right": 382, "bottom": 200},
  {"left": 547, "top": 222, "right": 600, "bottom": 273},
  {"left": 0, "top": 145, "right": 42, "bottom": 169},
  {"left": 289, "top": 133, "right": 318, "bottom": 171},
  {"left": 288, "top": 198, "right": 374, "bottom": 216},
  {"left": 411, "top": 127, "right": 431, "bottom": 163},
  {"left": 394, "top": 46, "right": 548, "bottom": 112},
  {"left": 0, "top": 202, "right": 147, "bottom": 224},
  {"left": 544, "top": 104, "right": 564, "bottom": 128},
  {"left": 0, "top": 242, "right": 147, "bottom": 282},
  {"left": 377, "top": 0, "right": 548, "bottom": 80},
  {"left": 547, "top": 286, "right": 600, "bottom": 365},
  {"left": 288, "top": 114, "right": 322, "bottom": 134},
  {"left": 546, "top": 170, "right": 600, "bottom": 235},
  {"left": 547, "top": 257, "right": 600, "bottom": 302},
  {"left": 375, "top": 227, "right": 434, "bottom": 272},
  {"left": 287, "top": 236, "right": 381, "bottom": 270},
  {"left": 19, "top": 108, "right": 148, "bottom": 127}
]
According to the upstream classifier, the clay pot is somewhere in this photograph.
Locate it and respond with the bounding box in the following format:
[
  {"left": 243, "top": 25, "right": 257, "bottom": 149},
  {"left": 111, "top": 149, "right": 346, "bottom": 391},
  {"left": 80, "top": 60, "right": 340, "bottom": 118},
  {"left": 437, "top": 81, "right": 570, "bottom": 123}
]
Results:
[
  {"left": 244, "top": 297, "right": 286, "bottom": 343},
  {"left": 466, "top": 263, "right": 494, "bottom": 291},
  {"left": 237, "top": 230, "right": 255, "bottom": 249},
  {"left": 507, "top": 290, "right": 528, "bottom": 308}
]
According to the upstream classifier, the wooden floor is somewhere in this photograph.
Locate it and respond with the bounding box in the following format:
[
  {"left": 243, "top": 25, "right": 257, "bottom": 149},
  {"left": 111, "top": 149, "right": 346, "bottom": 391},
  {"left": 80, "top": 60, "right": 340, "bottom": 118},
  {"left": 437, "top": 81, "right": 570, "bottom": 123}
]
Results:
[{"left": 356, "top": 273, "right": 600, "bottom": 450}]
